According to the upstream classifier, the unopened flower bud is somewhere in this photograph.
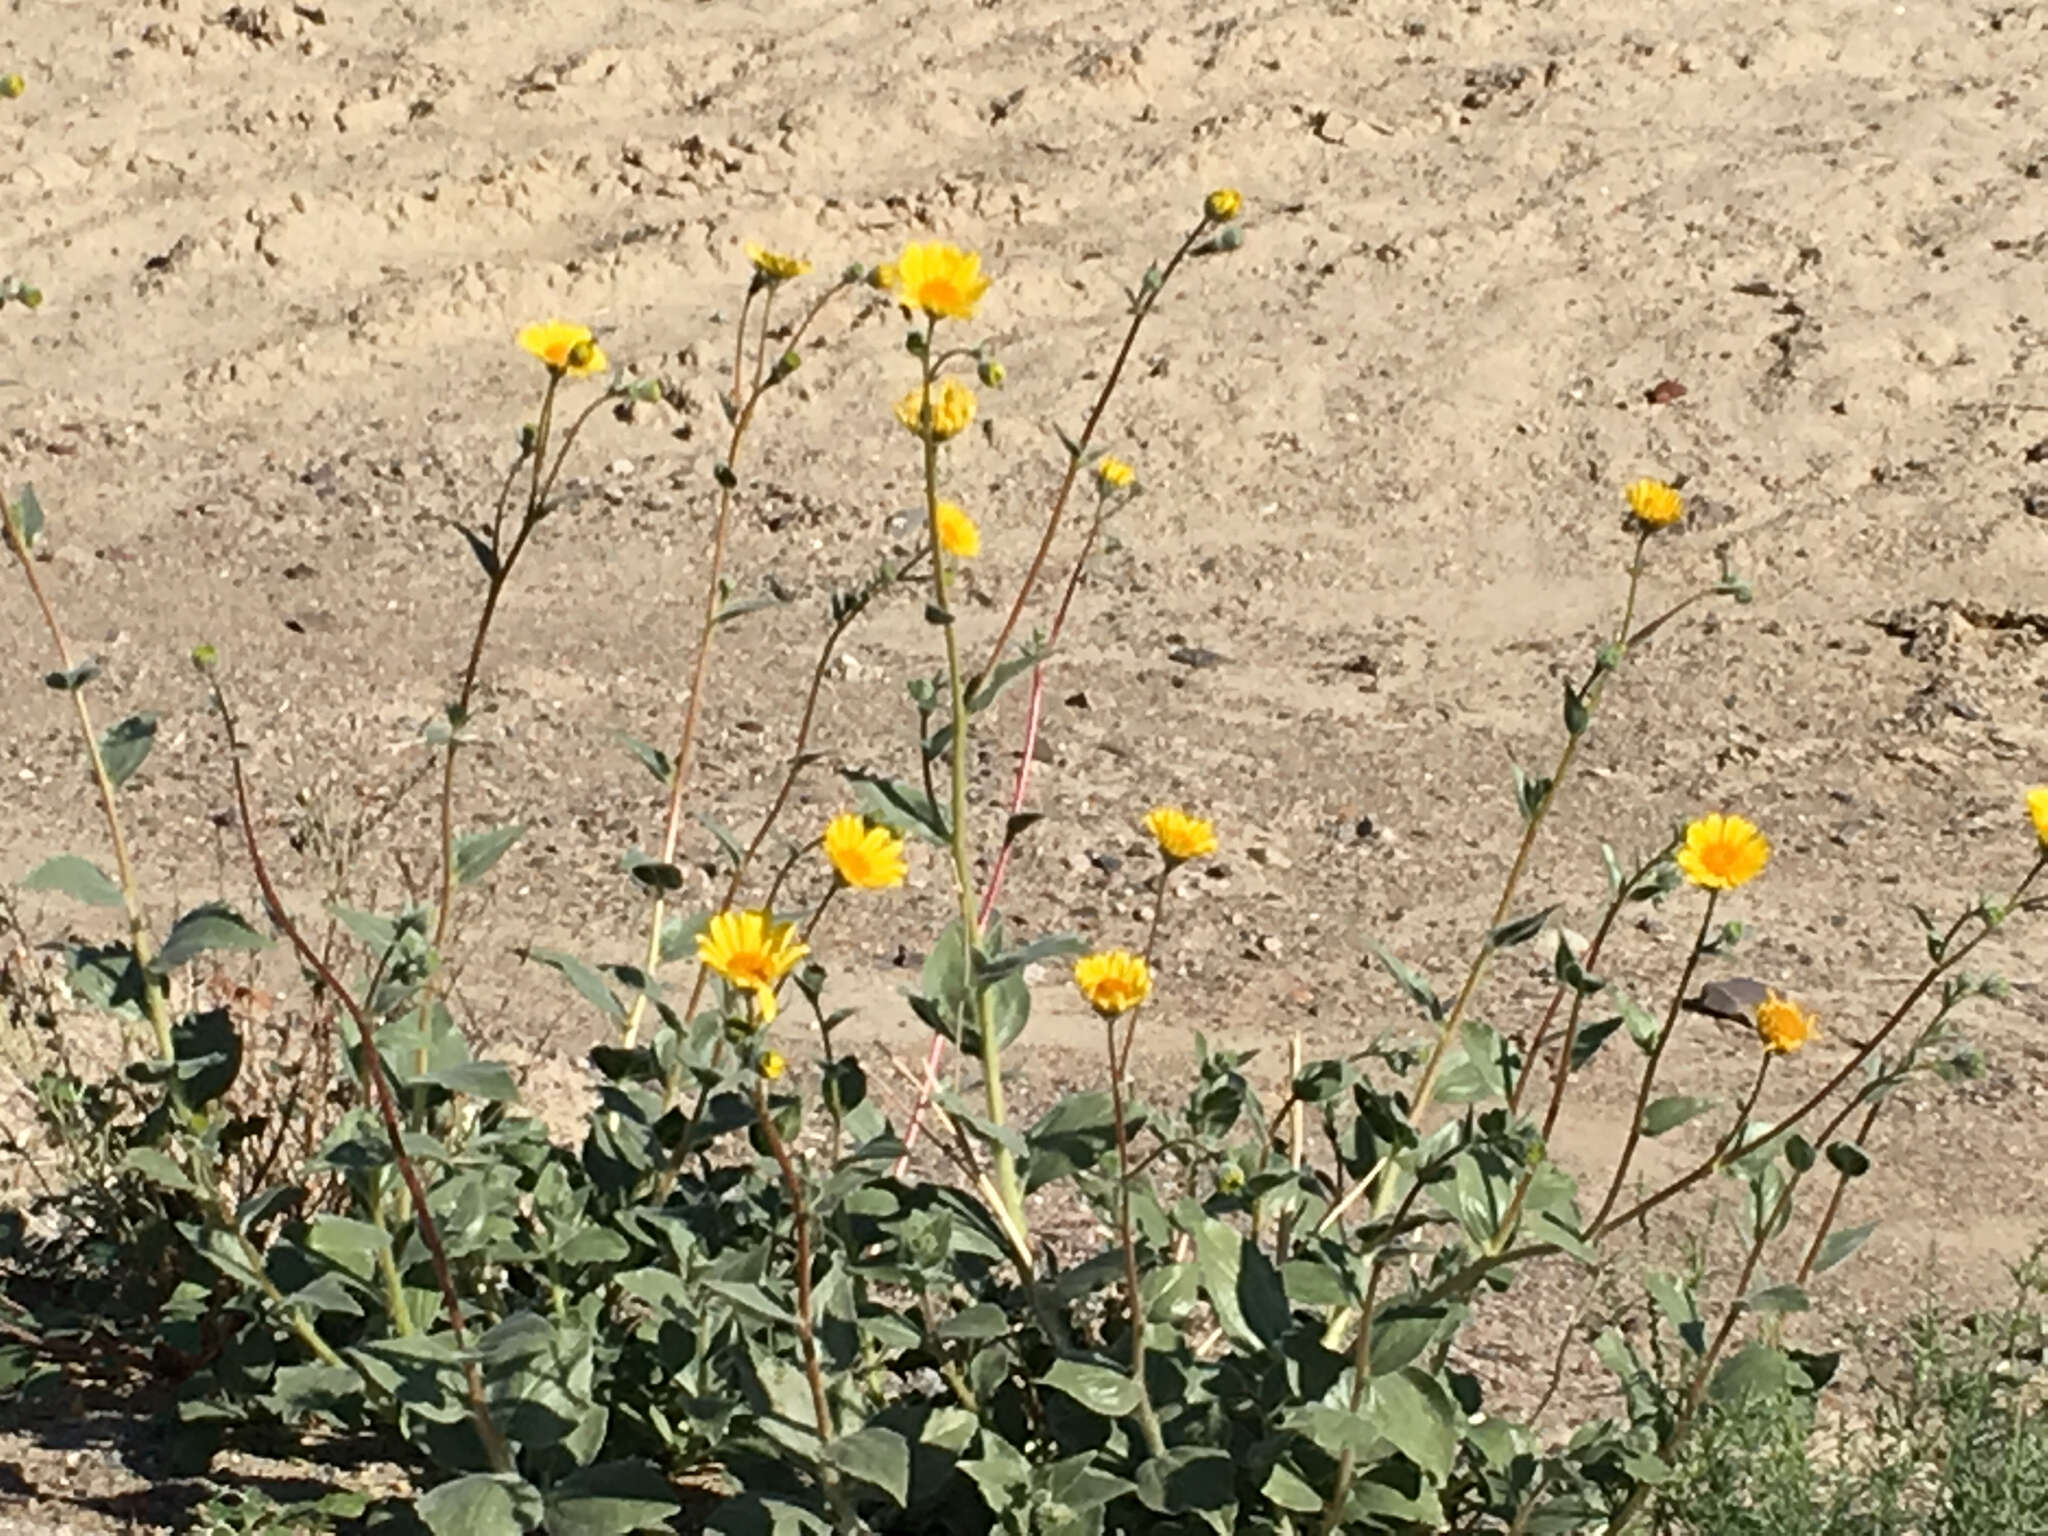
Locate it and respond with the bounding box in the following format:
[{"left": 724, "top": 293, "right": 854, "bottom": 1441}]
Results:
[
  {"left": 18, "top": 285, "right": 41, "bottom": 310},
  {"left": 0, "top": 74, "right": 24, "bottom": 101},
  {"left": 519, "top": 422, "right": 539, "bottom": 452},
  {"left": 759, "top": 1049, "right": 787, "bottom": 1081},
  {"left": 1205, "top": 187, "right": 1243, "bottom": 223},
  {"left": 770, "top": 348, "right": 801, "bottom": 383},
  {"left": 978, "top": 358, "right": 1006, "bottom": 388},
  {"left": 904, "top": 328, "right": 927, "bottom": 356},
  {"left": 565, "top": 339, "right": 596, "bottom": 371},
  {"left": 190, "top": 643, "right": 219, "bottom": 671}
]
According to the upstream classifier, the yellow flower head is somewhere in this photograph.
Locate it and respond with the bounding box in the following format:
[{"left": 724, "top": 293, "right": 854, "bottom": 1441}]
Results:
[
  {"left": 759, "top": 1049, "right": 788, "bottom": 1081},
  {"left": 1624, "top": 478, "right": 1684, "bottom": 530},
  {"left": 2027, "top": 786, "right": 2048, "bottom": 850},
  {"left": 517, "top": 319, "right": 607, "bottom": 378},
  {"left": 745, "top": 243, "right": 811, "bottom": 283},
  {"left": 697, "top": 909, "right": 809, "bottom": 1026},
  {"left": 1754, "top": 991, "right": 1815, "bottom": 1056},
  {"left": 868, "top": 262, "right": 899, "bottom": 292},
  {"left": 1144, "top": 806, "right": 1218, "bottom": 865},
  {"left": 934, "top": 500, "right": 981, "bottom": 559},
  {"left": 1675, "top": 813, "right": 1771, "bottom": 892},
  {"left": 1075, "top": 950, "right": 1152, "bottom": 1018},
  {"left": 822, "top": 813, "right": 908, "bottom": 891},
  {"left": 1095, "top": 456, "right": 1137, "bottom": 492},
  {"left": 1205, "top": 188, "right": 1243, "bottom": 223},
  {"left": 894, "top": 377, "right": 977, "bottom": 442},
  {"left": 891, "top": 241, "right": 990, "bottom": 322}
]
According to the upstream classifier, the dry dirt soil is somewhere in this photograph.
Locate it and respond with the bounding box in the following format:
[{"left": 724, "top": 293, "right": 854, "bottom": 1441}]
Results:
[{"left": 5, "top": 0, "right": 2048, "bottom": 1528}]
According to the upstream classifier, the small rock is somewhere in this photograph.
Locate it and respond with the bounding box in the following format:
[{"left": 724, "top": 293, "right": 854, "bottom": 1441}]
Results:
[
  {"left": 1248, "top": 845, "right": 1293, "bottom": 871},
  {"left": 1167, "top": 644, "right": 1226, "bottom": 669}
]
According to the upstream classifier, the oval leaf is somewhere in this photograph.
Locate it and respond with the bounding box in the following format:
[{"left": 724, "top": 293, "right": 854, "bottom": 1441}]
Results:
[
  {"left": 99, "top": 713, "right": 158, "bottom": 789},
  {"left": 156, "top": 903, "right": 271, "bottom": 971},
  {"left": 1041, "top": 1358, "right": 1141, "bottom": 1416},
  {"left": 1640, "top": 1094, "right": 1717, "bottom": 1137},
  {"left": 22, "top": 854, "right": 124, "bottom": 908},
  {"left": 454, "top": 824, "right": 524, "bottom": 886}
]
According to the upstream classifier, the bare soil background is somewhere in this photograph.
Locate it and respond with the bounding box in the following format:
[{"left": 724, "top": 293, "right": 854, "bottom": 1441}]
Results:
[{"left": 4, "top": 0, "right": 2048, "bottom": 1527}]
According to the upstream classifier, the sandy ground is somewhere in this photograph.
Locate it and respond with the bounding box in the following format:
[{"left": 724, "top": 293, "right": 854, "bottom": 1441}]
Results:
[{"left": 5, "top": 0, "right": 2048, "bottom": 1526}]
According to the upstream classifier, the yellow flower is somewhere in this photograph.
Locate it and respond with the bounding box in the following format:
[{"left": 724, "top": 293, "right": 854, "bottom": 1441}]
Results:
[
  {"left": 516, "top": 319, "right": 607, "bottom": 378},
  {"left": 1205, "top": 188, "right": 1243, "bottom": 223},
  {"left": 1624, "top": 478, "right": 1684, "bottom": 529},
  {"left": 1095, "top": 457, "right": 1136, "bottom": 491},
  {"left": 891, "top": 241, "right": 990, "bottom": 322},
  {"left": 745, "top": 243, "right": 811, "bottom": 282},
  {"left": 1144, "top": 806, "right": 1218, "bottom": 865},
  {"left": 1754, "top": 992, "right": 1815, "bottom": 1055},
  {"left": 1075, "top": 950, "right": 1152, "bottom": 1018},
  {"left": 697, "top": 909, "right": 809, "bottom": 1026},
  {"left": 894, "top": 377, "right": 977, "bottom": 442},
  {"left": 759, "top": 1049, "right": 788, "bottom": 1081},
  {"left": 868, "top": 262, "right": 899, "bottom": 292},
  {"left": 932, "top": 500, "right": 981, "bottom": 558},
  {"left": 2027, "top": 786, "right": 2048, "bottom": 849},
  {"left": 1675, "top": 813, "right": 1771, "bottom": 892},
  {"left": 822, "top": 813, "right": 907, "bottom": 891}
]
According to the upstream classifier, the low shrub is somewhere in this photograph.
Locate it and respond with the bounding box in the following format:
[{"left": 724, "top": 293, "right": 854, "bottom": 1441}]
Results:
[{"left": 3, "top": 195, "right": 2045, "bottom": 1536}]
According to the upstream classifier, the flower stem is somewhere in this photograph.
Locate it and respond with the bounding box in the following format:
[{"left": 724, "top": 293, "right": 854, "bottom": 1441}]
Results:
[
  {"left": 623, "top": 278, "right": 850, "bottom": 1048},
  {"left": 208, "top": 674, "right": 513, "bottom": 1474},
  {"left": 1105, "top": 1009, "right": 1167, "bottom": 1458},
  {"left": 917, "top": 335, "right": 1026, "bottom": 1240},
  {"left": 4, "top": 508, "right": 173, "bottom": 1063},
  {"left": 1589, "top": 891, "right": 1720, "bottom": 1231}
]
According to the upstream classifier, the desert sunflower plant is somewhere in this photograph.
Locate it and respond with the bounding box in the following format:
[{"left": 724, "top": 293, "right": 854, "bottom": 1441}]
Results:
[{"left": 3, "top": 184, "right": 2043, "bottom": 1536}]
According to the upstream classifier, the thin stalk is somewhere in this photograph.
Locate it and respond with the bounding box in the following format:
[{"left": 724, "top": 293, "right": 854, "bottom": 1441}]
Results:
[
  {"left": 1333, "top": 533, "right": 1655, "bottom": 1230},
  {"left": 208, "top": 673, "right": 513, "bottom": 1473},
  {"left": 915, "top": 335, "right": 1025, "bottom": 1237},
  {"left": 1588, "top": 892, "right": 1720, "bottom": 1231},
  {"left": 1105, "top": 1009, "right": 1167, "bottom": 1458},
  {"left": 752, "top": 1080, "right": 858, "bottom": 1533},
  {"left": 1795, "top": 1096, "right": 1882, "bottom": 1283},
  {"left": 1597, "top": 860, "right": 2041, "bottom": 1238},
  {"left": 4, "top": 512, "right": 172, "bottom": 1061},
  {"left": 623, "top": 277, "right": 850, "bottom": 1047}
]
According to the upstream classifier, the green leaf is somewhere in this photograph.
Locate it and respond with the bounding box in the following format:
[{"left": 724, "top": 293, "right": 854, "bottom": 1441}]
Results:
[
  {"left": 1367, "top": 1304, "right": 1454, "bottom": 1376},
  {"left": 1025, "top": 1092, "right": 1136, "bottom": 1193},
  {"left": 305, "top": 1214, "right": 392, "bottom": 1281},
  {"left": 43, "top": 658, "right": 101, "bottom": 692},
  {"left": 528, "top": 949, "right": 626, "bottom": 1025},
  {"left": 845, "top": 770, "right": 948, "bottom": 845},
  {"left": 1710, "top": 1340, "right": 1800, "bottom": 1403},
  {"left": 1640, "top": 1094, "right": 1716, "bottom": 1137},
  {"left": 419, "top": 1060, "right": 521, "bottom": 1103},
  {"left": 1365, "top": 1368, "right": 1461, "bottom": 1480},
  {"left": 7, "top": 483, "right": 46, "bottom": 549},
  {"left": 1487, "top": 905, "right": 1557, "bottom": 951},
  {"left": 98, "top": 713, "right": 157, "bottom": 789},
  {"left": 1183, "top": 1206, "right": 1289, "bottom": 1349},
  {"left": 615, "top": 732, "right": 673, "bottom": 787},
  {"left": 694, "top": 812, "right": 748, "bottom": 871},
  {"left": 1040, "top": 1358, "right": 1141, "bottom": 1416},
  {"left": 1745, "top": 1282, "right": 1810, "bottom": 1315},
  {"left": 417, "top": 1473, "right": 546, "bottom": 1536},
  {"left": 1812, "top": 1221, "right": 1876, "bottom": 1275},
  {"left": 937, "top": 1303, "right": 1010, "bottom": 1341},
  {"left": 822, "top": 1428, "right": 911, "bottom": 1508},
  {"left": 1562, "top": 677, "right": 1590, "bottom": 736},
  {"left": 965, "top": 638, "right": 1049, "bottom": 715},
  {"left": 978, "top": 931, "right": 1085, "bottom": 982},
  {"left": 1135, "top": 1446, "right": 1235, "bottom": 1515},
  {"left": 21, "top": 854, "right": 124, "bottom": 908},
  {"left": 1263, "top": 1460, "right": 1324, "bottom": 1514},
  {"left": 1825, "top": 1141, "right": 1870, "bottom": 1178},
  {"left": 155, "top": 903, "right": 271, "bottom": 971},
  {"left": 121, "top": 1147, "right": 198, "bottom": 1194},
  {"left": 542, "top": 1461, "right": 679, "bottom": 1536},
  {"left": 1370, "top": 943, "right": 1443, "bottom": 1022},
  {"left": 455, "top": 824, "right": 525, "bottom": 886}
]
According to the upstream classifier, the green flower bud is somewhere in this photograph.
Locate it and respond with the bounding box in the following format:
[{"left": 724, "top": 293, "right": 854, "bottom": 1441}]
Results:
[
  {"left": 191, "top": 643, "right": 219, "bottom": 671},
  {"left": 0, "top": 73, "right": 24, "bottom": 101},
  {"left": 977, "top": 358, "right": 1006, "bottom": 388}
]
